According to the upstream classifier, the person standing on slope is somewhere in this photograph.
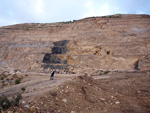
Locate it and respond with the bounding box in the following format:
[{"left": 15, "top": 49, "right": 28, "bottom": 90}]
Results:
[{"left": 50, "top": 70, "right": 55, "bottom": 80}]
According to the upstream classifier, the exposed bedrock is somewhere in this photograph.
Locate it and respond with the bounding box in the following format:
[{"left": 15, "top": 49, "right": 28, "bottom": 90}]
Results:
[
  {"left": 0, "top": 14, "right": 150, "bottom": 73},
  {"left": 42, "top": 40, "right": 70, "bottom": 73},
  {"left": 138, "top": 55, "right": 150, "bottom": 70}
]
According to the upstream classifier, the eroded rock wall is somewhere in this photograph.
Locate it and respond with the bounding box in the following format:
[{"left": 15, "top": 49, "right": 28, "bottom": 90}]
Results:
[{"left": 0, "top": 14, "right": 150, "bottom": 73}]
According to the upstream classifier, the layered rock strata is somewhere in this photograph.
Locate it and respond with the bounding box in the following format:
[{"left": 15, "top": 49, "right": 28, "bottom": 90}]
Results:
[{"left": 0, "top": 14, "right": 150, "bottom": 73}]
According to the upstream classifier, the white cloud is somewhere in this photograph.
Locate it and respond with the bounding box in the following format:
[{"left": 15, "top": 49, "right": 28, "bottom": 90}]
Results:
[
  {"left": 85, "top": 0, "right": 93, "bottom": 7},
  {"left": 0, "top": 17, "right": 18, "bottom": 27},
  {"left": 34, "top": 0, "right": 45, "bottom": 15},
  {"left": 136, "top": 11, "right": 145, "bottom": 14},
  {"left": 31, "top": 0, "right": 47, "bottom": 22},
  {"left": 99, "top": 4, "right": 110, "bottom": 16},
  {"left": 0, "top": 0, "right": 150, "bottom": 26},
  {"left": 83, "top": 0, "right": 111, "bottom": 18}
]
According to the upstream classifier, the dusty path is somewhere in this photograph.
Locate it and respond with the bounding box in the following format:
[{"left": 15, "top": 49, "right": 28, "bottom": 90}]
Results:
[
  {"left": 0, "top": 73, "right": 77, "bottom": 101},
  {"left": 0, "top": 71, "right": 149, "bottom": 102}
]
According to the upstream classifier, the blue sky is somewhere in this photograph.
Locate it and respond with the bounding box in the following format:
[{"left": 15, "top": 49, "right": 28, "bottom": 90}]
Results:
[{"left": 0, "top": 0, "right": 150, "bottom": 26}]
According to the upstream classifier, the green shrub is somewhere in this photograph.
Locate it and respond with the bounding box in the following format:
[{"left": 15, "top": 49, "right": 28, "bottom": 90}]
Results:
[
  {"left": 11, "top": 93, "right": 22, "bottom": 106},
  {"left": 0, "top": 77, "right": 4, "bottom": 80},
  {"left": 2, "top": 81, "right": 4, "bottom": 84},
  {"left": 15, "top": 79, "right": 20, "bottom": 84},
  {"left": 0, "top": 93, "right": 22, "bottom": 110},
  {"left": 21, "top": 87, "right": 26, "bottom": 91},
  {"left": 0, "top": 95, "right": 11, "bottom": 110},
  {"left": 103, "top": 71, "right": 110, "bottom": 75}
]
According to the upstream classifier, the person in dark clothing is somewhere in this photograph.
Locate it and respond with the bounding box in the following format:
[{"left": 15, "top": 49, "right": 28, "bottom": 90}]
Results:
[{"left": 50, "top": 70, "right": 55, "bottom": 80}]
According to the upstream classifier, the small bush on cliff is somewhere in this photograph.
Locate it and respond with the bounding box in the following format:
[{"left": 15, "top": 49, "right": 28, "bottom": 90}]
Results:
[
  {"left": 21, "top": 87, "right": 26, "bottom": 91},
  {"left": 0, "top": 95, "right": 11, "bottom": 110},
  {"left": 15, "top": 79, "right": 20, "bottom": 84},
  {"left": 104, "top": 71, "right": 110, "bottom": 74},
  {"left": 11, "top": 93, "right": 22, "bottom": 106},
  {"left": 0, "top": 77, "right": 4, "bottom": 80},
  {"left": 0, "top": 93, "right": 22, "bottom": 110}
]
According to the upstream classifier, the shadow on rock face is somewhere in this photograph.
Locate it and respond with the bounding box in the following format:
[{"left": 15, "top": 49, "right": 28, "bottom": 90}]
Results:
[
  {"left": 42, "top": 64, "right": 69, "bottom": 70},
  {"left": 134, "top": 60, "right": 140, "bottom": 70},
  {"left": 52, "top": 47, "right": 67, "bottom": 54},
  {"left": 138, "top": 55, "right": 150, "bottom": 70},
  {"left": 53, "top": 40, "right": 69, "bottom": 47},
  {"left": 42, "top": 40, "right": 70, "bottom": 73},
  {"left": 43, "top": 54, "right": 67, "bottom": 64},
  {"left": 43, "top": 53, "right": 51, "bottom": 63}
]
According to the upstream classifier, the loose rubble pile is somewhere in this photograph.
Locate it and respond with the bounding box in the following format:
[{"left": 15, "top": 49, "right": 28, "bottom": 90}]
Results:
[
  {"left": 5, "top": 75, "right": 150, "bottom": 113},
  {"left": 0, "top": 70, "right": 28, "bottom": 88}
]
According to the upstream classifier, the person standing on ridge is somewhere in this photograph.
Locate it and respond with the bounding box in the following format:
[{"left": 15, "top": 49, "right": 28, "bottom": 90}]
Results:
[{"left": 50, "top": 70, "right": 55, "bottom": 80}]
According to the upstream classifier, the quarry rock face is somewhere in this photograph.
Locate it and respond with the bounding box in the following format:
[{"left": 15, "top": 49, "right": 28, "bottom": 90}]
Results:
[
  {"left": 0, "top": 14, "right": 150, "bottom": 73},
  {"left": 138, "top": 54, "right": 150, "bottom": 70}
]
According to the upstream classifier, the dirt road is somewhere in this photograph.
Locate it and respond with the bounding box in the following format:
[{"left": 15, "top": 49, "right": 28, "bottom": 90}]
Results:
[
  {"left": 1, "top": 71, "right": 149, "bottom": 102},
  {"left": 1, "top": 71, "right": 150, "bottom": 113},
  {"left": 0, "top": 73, "right": 77, "bottom": 101}
]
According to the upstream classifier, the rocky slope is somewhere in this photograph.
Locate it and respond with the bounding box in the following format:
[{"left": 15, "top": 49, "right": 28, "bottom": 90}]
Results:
[
  {"left": 0, "top": 14, "right": 150, "bottom": 74},
  {"left": 6, "top": 74, "right": 150, "bottom": 113}
]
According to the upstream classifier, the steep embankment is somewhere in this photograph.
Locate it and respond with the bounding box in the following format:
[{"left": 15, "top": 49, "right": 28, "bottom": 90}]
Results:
[
  {"left": 0, "top": 14, "right": 150, "bottom": 73},
  {"left": 6, "top": 74, "right": 150, "bottom": 113}
]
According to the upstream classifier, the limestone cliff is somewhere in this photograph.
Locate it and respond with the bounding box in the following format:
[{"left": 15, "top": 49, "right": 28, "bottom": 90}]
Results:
[{"left": 0, "top": 14, "right": 150, "bottom": 73}]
